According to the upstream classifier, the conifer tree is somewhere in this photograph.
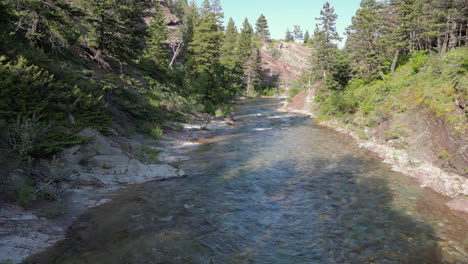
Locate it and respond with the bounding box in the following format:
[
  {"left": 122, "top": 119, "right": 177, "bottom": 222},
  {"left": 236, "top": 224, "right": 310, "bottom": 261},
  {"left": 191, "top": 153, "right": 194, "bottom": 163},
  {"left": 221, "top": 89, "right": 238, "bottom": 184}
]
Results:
[
  {"left": 238, "top": 18, "right": 254, "bottom": 63},
  {"left": 211, "top": 0, "right": 225, "bottom": 30},
  {"left": 200, "top": 0, "right": 211, "bottom": 17},
  {"left": 221, "top": 18, "right": 240, "bottom": 70},
  {"left": 255, "top": 14, "right": 271, "bottom": 42},
  {"left": 188, "top": 12, "right": 223, "bottom": 102},
  {"left": 312, "top": 2, "right": 342, "bottom": 77},
  {"left": 316, "top": 1, "right": 342, "bottom": 43},
  {"left": 6, "top": 0, "right": 80, "bottom": 50},
  {"left": 285, "top": 29, "right": 293, "bottom": 41},
  {"left": 244, "top": 45, "right": 264, "bottom": 93},
  {"left": 293, "top": 25, "right": 304, "bottom": 41},
  {"left": 345, "top": 0, "right": 386, "bottom": 78},
  {"left": 304, "top": 30, "right": 311, "bottom": 44},
  {"left": 143, "top": 6, "right": 169, "bottom": 69}
]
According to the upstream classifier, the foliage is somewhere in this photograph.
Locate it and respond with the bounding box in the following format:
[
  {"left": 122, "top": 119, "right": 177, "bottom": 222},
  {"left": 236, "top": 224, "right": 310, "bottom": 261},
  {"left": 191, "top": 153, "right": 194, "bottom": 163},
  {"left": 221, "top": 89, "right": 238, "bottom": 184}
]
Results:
[
  {"left": 143, "top": 6, "right": 169, "bottom": 70},
  {"left": 6, "top": 115, "right": 49, "bottom": 158},
  {"left": 292, "top": 25, "right": 303, "bottom": 42},
  {"left": 255, "top": 14, "right": 270, "bottom": 42}
]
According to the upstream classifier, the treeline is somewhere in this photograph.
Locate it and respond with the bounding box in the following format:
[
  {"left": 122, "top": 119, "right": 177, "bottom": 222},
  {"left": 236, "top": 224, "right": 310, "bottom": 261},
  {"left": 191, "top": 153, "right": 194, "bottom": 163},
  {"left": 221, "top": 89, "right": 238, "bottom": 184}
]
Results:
[
  {"left": 0, "top": 0, "right": 276, "bottom": 159},
  {"left": 305, "top": 0, "right": 467, "bottom": 118},
  {"left": 169, "top": 0, "right": 272, "bottom": 107}
]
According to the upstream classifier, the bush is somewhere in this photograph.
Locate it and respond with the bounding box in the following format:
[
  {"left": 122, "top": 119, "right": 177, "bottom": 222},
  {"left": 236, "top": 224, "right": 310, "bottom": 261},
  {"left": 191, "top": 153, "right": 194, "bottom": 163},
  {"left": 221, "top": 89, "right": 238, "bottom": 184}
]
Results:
[
  {"left": 410, "top": 51, "right": 429, "bottom": 74},
  {"left": 204, "top": 100, "right": 215, "bottom": 114},
  {"left": 6, "top": 115, "right": 50, "bottom": 158},
  {"left": 215, "top": 104, "right": 233, "bottom": 118},
  {"left": 0, "top": 56, "right": 103, "bottom": 122}
]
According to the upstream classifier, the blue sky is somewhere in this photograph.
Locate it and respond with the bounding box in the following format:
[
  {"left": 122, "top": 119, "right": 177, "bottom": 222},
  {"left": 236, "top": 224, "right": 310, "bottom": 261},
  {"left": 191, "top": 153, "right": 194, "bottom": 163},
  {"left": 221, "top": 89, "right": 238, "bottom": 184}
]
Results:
[{"left": 194, "top": 0, "right": 361, "bottom": 45}]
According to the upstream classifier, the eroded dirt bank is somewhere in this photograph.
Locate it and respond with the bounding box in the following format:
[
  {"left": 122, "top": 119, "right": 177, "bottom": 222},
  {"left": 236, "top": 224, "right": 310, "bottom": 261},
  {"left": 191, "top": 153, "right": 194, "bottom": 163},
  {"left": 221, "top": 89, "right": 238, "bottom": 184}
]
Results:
[{"left": 281, "top": 89, "right": 468, "bottom": 214}]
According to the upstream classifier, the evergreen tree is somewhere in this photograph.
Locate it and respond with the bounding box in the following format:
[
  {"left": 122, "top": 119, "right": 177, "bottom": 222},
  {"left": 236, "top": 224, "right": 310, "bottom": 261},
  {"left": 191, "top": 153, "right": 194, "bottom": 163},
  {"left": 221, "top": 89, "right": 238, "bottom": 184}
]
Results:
[
  {"left": 5, "top": 0, "right": 80, "bottom": 50},
  {"left": 200, "top": 0, "right": 211, "bottom": 17},
  {"left": 211, "top": 0, "right": 225, "bottom": 30},
  {"left": 255, "top": 14, "right": 271, "bottom": 42},
  {"left": 188, "top": 12, "right": 223, "bottom": 102},
  {"left": 143, "top": 6, "right": 169, "bottom": 69},
  {"left": 310, "top": 2, "right": 350, "bottom": 90},
  {"left": 345, "top": 0, "right": 386, "bottom": 78},
  {"left": 238, "top": 18, "right": 254, "bottom": 63},
  {"left": 244, "top": 45, "right": 264, "bottom": 93},
  {"left": 293, "top": 25, "right": 304, "bottom": 42},
  {"left": 285, "top": 28, "right": 293, "bottom": 41},
  {"left": 304, "top": 30, "right": 311, "bottom": 44},
  {"left": 180, "top": 1, "right": 198, "bottom": 61},
  {"left": 221, "top": 18, "right": 240, "bottom": 70},
  {"left": 82, "top": 0, "right": 146, "bottom": 66},
  {"left": 315, "top": 1, "right": 342, "bottom": 43}
]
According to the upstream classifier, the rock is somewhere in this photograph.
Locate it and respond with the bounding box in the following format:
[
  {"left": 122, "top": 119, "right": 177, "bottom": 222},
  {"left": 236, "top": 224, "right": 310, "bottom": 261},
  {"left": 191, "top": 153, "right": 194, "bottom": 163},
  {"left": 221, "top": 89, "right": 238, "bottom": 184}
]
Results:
[
  {"left": 57, "top": 145, "right": 82, "bottom": 165},
  {"left": 88, "top": 155, "right": 130, "bottom": 170},
  {"left": 71, "top": 160, "right": 185, "bottom": 186},
  {"left": 126, "top": 160, "right": 186, "bottom": 182},
  {"left": 57, "top": 128, "right": 122, "bottom": 167},
  {"left": 157, "top": 152, "right": 190, "bottom": 163},
  {"left": 78, "top": 128, "right": 122, "bottom": 156},
  {"left": 446, "top": 198, "right": 468, "bottom": 213}
]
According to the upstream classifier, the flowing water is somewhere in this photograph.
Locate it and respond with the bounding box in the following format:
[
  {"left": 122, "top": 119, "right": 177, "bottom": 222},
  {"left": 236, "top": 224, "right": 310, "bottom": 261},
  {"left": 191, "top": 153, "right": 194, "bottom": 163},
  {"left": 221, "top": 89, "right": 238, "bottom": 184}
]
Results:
[{"left": 27, "top": 99, "right": 467, "bottom": 264}]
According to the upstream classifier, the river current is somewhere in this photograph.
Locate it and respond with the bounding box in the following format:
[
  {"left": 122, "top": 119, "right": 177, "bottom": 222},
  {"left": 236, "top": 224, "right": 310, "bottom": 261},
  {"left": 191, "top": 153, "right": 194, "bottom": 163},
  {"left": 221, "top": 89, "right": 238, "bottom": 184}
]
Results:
[{"left": 27, "top": 99, "right": 467, "bottom": 263}]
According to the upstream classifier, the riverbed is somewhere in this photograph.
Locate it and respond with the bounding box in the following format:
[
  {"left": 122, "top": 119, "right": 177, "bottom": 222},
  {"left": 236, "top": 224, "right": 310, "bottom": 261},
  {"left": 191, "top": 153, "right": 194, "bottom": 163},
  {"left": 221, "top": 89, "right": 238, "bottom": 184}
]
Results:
[{"left": 25, "top": 99, "right": 468, "bottom": 263}]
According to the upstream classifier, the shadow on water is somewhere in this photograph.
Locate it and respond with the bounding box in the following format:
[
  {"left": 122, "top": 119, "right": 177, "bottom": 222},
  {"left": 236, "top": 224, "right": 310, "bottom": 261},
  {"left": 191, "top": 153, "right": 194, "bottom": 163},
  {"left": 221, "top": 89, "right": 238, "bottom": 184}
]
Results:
[{"left": 25, "top": 99, "right": 457, "bottom": 264}]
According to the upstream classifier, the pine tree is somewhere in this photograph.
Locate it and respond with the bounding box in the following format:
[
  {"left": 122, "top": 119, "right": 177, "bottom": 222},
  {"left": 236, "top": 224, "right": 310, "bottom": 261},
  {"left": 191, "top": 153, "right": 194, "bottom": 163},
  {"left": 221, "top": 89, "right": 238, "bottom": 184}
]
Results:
[
  {"left": 200, "top": 0, "right": 211, "bottom": 17},
  {"left": 143, "top": 6, "right": 169, "bottom": 69},
  {"left": 238, "top": 18, "right": 254, "bottom": 63},
  {"left": 211, "top": 0, "right": 224, "bottom": 30},
  {"left": 220, "top": 18, "right": 242, "bottom": 95},
  {"left": 315, "top": 1, "right": 342, "bottom": 43},
  {"left": 221, "top": 18, "right": 239, "bottom": 70},
  {"left": 285, "top": 28, "right": 293, "bottom": 41},
  {"left": 6, "top": 0, "right": 80, "bottom": 50},
  {"left": 304, "top": 30, "right": 311, "bottom": 44},
  {"left": 255, "top": 14, "right": 271, "bottom": 42},
  {"left": 189, "top": 13, "right": 222, "bottom": 74},
  {"left": 310, "top": 2, "right": 350, "bottom": 90},
  {"left": 82, "top": 0, "right": 146, "bottom": 66},
  {"left": 293, "top": 25, "right": 304, "bottom": 41},
  {"left": 244, "top": 45, "right": 264, "bottom": 93},
  {"left": 345, "top": 0, "right": 386, "bottom": 78},
  {"left": 188, "top": 12, "right": 223, "bottom": 102}
]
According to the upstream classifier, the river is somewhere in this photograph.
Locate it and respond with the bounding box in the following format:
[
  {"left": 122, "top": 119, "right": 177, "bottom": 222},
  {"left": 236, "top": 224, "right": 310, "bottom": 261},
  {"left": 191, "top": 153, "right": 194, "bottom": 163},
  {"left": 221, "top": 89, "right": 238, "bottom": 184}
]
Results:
[{"left": 26, "top": 99, "right": 467, "bottom": 264}]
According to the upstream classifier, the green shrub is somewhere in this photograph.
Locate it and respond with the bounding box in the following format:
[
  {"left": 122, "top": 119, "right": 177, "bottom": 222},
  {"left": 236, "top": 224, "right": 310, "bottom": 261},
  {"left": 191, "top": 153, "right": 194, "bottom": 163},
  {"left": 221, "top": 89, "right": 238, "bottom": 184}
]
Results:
[
  {"left": 410, "top": 51, "right": 429, "bottom": 74},
  {"left": 149, "top": 126, "right": 163, "bottom": 141},
  {"left": 31, "top": 128, "right": 88, "bottom": 157},
  {"left": 215, "top": 104, "right": 233, "bottom": 118},
  {"left": 6, "top": 115, "right": 50, "bottom": 158},
  {"left": 438, "top": 150, "right": 451, "bottom": 159},
  {"left": 14, "top": 180, "right": 35, "bottom": 208},
  {"left": 204, "top": 100, "right": 215, "bottom": 114}
]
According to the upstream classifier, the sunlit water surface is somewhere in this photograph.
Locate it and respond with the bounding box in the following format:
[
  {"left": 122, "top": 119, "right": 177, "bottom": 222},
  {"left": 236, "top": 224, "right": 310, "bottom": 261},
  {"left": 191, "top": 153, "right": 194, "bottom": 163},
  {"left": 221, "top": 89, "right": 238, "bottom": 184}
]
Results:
[{"left": 26, "top": 99, "right": 467, "bottom": 264}]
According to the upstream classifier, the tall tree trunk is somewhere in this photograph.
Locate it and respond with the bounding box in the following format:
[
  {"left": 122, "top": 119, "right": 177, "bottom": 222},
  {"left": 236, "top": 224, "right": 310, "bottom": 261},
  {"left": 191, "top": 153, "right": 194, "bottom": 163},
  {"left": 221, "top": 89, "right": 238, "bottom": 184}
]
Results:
[
  {"left": 449, "top": 21, "right": 458, "bottom": 50},
  {"left": 458, "top": 23, "right": 463, "bottom": 47},
  {"left": 441, "top": 33, "right": 448, "bottom": 57},
  {"left": 247, "top": 71, "right": 251, "bottom": 94},
  {"left": 169, "top": 42, "right": 183, "bottom": 67},
  {"left": 391, "top": 49, "right": 399, "bottom": 73}
]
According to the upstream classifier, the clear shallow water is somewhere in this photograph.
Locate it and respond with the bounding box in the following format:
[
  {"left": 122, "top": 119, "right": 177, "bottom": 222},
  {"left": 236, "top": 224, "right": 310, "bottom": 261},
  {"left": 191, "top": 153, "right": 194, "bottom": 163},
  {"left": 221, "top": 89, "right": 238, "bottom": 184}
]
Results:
[{"left": 27, "top": 99, "right": 467, "bottom": 264}]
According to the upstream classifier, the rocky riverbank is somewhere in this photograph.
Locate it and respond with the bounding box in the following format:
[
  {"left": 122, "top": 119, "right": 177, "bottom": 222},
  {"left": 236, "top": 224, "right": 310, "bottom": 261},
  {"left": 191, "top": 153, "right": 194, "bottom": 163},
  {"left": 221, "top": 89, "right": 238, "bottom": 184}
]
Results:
[
  {"left": 280, "top": 92, "right": 468, "bottom": 214},
  {"left": 0, "top": 117, "right": 234, "bottom": 264}
]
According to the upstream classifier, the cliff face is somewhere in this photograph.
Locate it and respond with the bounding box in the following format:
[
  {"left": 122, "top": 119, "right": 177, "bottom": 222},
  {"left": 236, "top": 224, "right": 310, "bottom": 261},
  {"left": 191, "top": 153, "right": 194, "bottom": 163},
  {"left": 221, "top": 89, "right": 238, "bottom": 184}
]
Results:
[{"left": 260, "top": 42, "right": 311, "bottom": 87}]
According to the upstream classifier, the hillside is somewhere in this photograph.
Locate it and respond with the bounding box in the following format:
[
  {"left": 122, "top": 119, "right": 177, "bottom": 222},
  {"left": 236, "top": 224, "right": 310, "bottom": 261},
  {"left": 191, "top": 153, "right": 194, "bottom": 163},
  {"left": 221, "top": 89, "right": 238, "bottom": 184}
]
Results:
[
  {"left": 260, "top": 42, "right": 311, "bottom": 86},
  {"left": 283, "top": 48, "right": 468, "bottom": 203}
]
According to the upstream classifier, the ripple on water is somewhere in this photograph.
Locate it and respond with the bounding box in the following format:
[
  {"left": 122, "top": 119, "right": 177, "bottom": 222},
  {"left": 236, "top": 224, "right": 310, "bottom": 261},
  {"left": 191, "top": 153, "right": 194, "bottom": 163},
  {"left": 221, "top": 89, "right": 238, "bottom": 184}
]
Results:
[{"left": 27, "top": 99, "right": 468, "bottom": 264}]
